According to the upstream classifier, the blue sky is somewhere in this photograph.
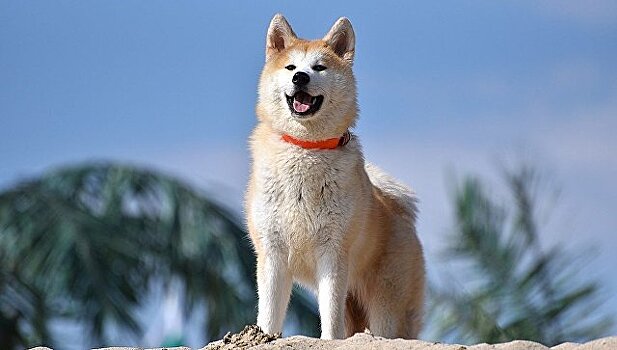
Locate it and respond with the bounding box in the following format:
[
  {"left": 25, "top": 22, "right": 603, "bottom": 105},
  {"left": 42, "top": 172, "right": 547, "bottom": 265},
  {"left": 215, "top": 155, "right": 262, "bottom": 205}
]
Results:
[{"left": 1, "top": 0, "right": 616, "bottom": 345}]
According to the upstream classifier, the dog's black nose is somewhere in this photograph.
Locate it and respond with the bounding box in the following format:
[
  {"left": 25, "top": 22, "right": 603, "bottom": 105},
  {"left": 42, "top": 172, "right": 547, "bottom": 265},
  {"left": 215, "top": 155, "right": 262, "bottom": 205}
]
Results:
[{"left": 292, "top": 72, "right": 310, "bottom": 86}]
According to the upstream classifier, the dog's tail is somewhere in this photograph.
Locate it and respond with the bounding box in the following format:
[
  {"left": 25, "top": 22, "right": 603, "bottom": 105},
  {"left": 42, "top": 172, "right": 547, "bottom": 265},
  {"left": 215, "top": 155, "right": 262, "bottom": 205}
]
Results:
[{"left": 365, "top": 163, "right": 418, "bottom": 222}]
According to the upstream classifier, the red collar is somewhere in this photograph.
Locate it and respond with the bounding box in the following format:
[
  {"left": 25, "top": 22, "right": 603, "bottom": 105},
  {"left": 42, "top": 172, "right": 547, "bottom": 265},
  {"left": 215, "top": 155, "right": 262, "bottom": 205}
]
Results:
[{"left": 281, "top": 131, "right": 351, "bottom": 150}]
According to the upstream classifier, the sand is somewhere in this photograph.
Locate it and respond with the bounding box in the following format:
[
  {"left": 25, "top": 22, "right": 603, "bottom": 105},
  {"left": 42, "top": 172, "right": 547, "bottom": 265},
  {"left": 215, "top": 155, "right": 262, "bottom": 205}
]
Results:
[
  {"left": 198, "top": 325, "right": 617, "bottom": 350},
  {"left": 28, "top": 325, "right": 617, "bottom": 350}
]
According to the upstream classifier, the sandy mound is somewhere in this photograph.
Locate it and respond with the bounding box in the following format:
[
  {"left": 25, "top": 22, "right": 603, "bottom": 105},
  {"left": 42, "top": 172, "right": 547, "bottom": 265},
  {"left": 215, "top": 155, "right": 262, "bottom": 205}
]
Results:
[
  {"left": 204, "top": 325, "right": 281, "bottom": 350},
  {"left": 28, "top": 326, "right": 617, "bottom": 350},
  {"left": 199, "top": 326, "right": 617, "bottom": 350}
]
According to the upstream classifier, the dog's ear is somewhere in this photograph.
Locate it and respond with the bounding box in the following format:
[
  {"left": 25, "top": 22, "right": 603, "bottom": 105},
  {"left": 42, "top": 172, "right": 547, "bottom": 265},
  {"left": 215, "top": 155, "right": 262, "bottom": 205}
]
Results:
[
  {"left": 323, "top": 17, "right": 355, "bottom": 63},
  {"left": 266, "top": 14, "right": 296, "bottom": 61}
]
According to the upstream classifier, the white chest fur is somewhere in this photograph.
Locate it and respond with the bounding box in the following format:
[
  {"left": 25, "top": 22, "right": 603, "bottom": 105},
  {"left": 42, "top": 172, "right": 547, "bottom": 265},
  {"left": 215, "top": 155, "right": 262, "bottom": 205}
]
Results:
[{"left": 250, "top": 140, "right": 363, "bottom": 277}]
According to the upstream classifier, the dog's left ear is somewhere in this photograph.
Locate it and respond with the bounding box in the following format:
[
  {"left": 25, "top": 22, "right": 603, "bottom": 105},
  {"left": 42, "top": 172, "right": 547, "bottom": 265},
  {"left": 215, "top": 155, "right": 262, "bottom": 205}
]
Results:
[{"left": 323, "top": 17, "right": 355, "bottom": 63}]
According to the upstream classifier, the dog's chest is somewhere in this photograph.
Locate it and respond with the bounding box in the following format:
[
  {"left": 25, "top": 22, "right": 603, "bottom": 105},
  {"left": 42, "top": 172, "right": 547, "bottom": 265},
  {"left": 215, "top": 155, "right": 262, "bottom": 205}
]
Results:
[{"left": 251, "top": 148, "right": 357, "bottom": 252}]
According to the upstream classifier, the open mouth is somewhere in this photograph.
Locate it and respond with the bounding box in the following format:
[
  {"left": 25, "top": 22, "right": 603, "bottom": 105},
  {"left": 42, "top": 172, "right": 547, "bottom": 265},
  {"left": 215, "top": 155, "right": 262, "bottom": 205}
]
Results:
[{"left": 286, "top": 91, "right": 324, "bottom": 116}]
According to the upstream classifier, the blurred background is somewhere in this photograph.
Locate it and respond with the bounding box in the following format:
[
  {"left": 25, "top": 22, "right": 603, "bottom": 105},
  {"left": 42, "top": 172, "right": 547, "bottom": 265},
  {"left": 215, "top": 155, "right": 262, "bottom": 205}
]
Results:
[{"left": 1, "top": 1, "right": 616, "bottom": 349}]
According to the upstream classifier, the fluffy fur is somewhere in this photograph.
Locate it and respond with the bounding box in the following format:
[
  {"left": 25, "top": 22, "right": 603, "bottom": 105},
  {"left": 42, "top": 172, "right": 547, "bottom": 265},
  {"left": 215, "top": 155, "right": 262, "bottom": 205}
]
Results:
[{"left": 245, "top": 14, "right": 425, "bottom": 340}]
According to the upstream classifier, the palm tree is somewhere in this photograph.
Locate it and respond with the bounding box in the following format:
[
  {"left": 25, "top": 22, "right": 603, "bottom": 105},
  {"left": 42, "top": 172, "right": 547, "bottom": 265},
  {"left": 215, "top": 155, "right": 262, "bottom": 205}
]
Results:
[
  {"left": 427, "top": 166, "right": 613, "bottom": 346},
  {"left": 0, "top": 162, "right": 319, "bottom": 349}
]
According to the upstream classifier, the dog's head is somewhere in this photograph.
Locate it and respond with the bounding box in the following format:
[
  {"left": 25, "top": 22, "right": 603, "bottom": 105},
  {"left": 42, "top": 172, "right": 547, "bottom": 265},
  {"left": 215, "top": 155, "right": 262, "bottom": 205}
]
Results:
[{"left": 256, "top": 14, "right": 358, "bottom": 140}]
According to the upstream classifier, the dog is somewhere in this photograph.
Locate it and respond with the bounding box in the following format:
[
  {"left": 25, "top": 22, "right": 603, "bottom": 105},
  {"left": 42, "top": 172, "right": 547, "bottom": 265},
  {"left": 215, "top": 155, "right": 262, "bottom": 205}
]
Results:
[{"left": 245, "top": 14, "right": 425, "bottom": 340}]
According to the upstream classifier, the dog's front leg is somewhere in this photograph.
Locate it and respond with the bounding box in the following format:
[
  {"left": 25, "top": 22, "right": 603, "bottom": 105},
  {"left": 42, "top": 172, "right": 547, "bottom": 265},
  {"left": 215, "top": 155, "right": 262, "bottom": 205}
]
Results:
[
  {"left": 256, "top": 252, "right": 292, "bottom": 335},
  {"left": 317, "top": 250, "right": 348, "bottom": 339}
]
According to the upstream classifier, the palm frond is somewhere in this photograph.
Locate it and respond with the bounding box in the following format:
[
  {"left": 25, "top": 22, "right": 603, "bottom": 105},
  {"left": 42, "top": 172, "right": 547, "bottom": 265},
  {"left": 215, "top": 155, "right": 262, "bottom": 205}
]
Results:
[
  {"left": 0, "top": 162, "right": 319, "bottom": 348},
  {"left": 429, "top": 166, "right": 613, "bottom": 346}
]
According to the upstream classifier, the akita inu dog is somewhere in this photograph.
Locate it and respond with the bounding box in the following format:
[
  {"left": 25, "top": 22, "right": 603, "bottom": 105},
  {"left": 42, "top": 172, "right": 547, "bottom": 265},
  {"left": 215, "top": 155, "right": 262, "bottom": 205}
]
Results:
[{"left": 246, "top": 14, "right": 425, "bottom": 340}]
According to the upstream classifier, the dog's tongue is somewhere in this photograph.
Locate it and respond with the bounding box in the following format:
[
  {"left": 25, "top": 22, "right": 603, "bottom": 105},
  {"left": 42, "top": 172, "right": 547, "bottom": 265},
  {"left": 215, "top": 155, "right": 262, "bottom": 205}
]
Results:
[
  {"left": 293, "top": 92, "right": 313, "bottom": 113},
  {"left": 293, "top": 100, "right": 311, "bottom": 113}
]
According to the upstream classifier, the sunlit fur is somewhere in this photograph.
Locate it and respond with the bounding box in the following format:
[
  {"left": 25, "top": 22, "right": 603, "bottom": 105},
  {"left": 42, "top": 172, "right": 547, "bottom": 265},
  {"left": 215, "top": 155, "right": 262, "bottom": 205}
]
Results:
[{"left": 246, "top": 14, "right": 425, "bottom": 340}]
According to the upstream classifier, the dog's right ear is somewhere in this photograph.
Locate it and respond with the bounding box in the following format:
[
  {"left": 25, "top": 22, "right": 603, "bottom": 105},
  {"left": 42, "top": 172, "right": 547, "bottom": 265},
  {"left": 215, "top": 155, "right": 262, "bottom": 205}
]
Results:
[{"left": 266, "top": 14, "right": 296, "bottom": 61}]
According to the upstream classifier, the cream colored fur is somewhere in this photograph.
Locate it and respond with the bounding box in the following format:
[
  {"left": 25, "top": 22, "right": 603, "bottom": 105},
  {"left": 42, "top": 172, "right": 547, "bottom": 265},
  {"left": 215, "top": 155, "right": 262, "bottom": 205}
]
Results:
[{"left": 246, "top": 14, "right": 425, "bottom": 340}]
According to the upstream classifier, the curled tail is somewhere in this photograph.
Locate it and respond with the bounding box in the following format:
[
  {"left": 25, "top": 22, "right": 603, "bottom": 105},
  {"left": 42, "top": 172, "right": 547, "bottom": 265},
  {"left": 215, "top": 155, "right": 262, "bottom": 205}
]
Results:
[{"left": 365, "top": 163, "right": 418, "bottom": 222}]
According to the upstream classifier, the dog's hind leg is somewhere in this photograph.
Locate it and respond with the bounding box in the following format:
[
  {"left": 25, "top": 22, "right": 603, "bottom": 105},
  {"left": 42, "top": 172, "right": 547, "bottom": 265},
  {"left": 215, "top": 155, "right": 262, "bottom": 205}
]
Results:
[
  {"left": 368, "top": 283, "right": 423, "bottom": 339},
  {"left": 345, "top": 292, "right": 368, "bottom": 337},
  {"left": 367, "top": 303, "right": 400, "bottom": 338}
]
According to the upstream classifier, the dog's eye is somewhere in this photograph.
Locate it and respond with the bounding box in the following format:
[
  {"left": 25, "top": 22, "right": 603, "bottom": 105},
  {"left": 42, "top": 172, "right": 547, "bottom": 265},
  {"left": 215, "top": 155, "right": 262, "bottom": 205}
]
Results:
[
  {"left": 285, "top": 65, "right": 296, "bottom": 71},
  {"left": 312, "top": 65, "right": 327, "bottom": 71}
]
